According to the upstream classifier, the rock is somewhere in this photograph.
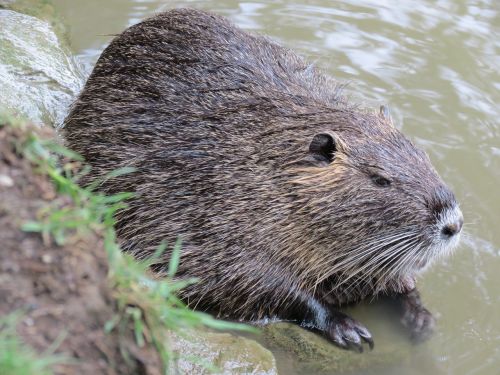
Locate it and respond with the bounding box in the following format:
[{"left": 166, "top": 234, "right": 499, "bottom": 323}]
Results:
[
  {"left": 262, "top": 322, "right": 412, "bottom": 374},
  {"left": 0, "top": 0, "right": 68, "bottom": 42},
  {"left": 169, "top": 330, "right": 278, "bottom": 375},
  {"left": 0, "top": 173, "right": 14, "bottom": 187},
  {"left": 0, "top": 9, "right": 84, "bottom": 127}
]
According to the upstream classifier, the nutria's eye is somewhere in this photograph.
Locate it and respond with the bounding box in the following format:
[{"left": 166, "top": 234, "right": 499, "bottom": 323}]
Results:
[{"left": 371, "top": 174, "right": 391, "bottom": 187}]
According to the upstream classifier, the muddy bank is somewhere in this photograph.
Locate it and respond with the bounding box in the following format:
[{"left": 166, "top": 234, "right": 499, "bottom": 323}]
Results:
[{"left": 0, "top": 121, "right": 162, "bottom": 375}]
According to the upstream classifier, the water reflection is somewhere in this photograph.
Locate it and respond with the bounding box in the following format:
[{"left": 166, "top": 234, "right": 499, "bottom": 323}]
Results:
[{"left": 52, "top": 1, "right": 500, "bottom": 374}]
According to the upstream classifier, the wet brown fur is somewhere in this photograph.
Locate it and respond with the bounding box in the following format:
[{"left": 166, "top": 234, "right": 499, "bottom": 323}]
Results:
[{"left": 64, "top": 9, "right": 457, "bottom": 326}]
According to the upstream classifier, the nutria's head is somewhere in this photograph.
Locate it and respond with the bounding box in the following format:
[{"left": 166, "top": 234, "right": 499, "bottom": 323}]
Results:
[{"left": 286, "top": 106, "right": 462, "bottom": 297}]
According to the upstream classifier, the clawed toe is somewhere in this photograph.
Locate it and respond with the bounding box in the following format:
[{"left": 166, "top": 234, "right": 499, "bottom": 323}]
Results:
[{"left": 326, "top": 313, "right": 374, "bottom": 352}]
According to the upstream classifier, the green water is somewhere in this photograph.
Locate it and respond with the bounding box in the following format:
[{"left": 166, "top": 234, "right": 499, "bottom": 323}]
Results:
[{"left": 52, "top": 1, "right": 500, "bottom": 374}]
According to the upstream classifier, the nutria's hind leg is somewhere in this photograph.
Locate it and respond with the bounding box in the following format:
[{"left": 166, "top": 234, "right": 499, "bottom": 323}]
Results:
[{"left": 397, "top": 288, "right": 436, "bottom": 343}]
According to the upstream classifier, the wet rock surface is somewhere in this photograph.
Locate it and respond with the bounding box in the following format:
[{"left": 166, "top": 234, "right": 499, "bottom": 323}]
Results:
[
  {"left": 170, "top": 330, "right": 277, "bottom": 375},
  {"left": 0, "top": 0, "right": 68, "bottom": 40},
  {"left": 262, "top": 322, "right": 412, "bottom": 374},
  {"left": 0, "top": 4, "right": 83, "bottom": 126}
]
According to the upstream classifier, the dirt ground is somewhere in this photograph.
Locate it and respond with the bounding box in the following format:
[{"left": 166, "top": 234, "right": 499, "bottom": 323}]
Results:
[{"left": 0, "top": 123, "right": 161, "bottom": 375}]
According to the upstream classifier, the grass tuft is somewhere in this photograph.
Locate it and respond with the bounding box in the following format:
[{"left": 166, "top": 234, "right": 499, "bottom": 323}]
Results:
[{"left": 0, "top": 313, "right": 67, "bottom": 375}]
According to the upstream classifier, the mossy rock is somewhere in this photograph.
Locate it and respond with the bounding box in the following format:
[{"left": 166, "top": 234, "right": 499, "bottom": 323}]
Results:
[
  {"left": 262, "top": 322, "right": 412, "bottom": 374},
  {"left": 0, "top": 9, "right": 84, "bottom": 126},
  {"left": 170, "top": 330, "right": 278, "bottom": 375}
]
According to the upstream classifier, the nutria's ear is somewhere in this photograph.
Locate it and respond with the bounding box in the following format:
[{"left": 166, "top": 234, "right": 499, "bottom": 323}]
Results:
[
  {"left": 286, "top": 132, "right": 342, "bottom": 168},
  {"left": 308, "top": 133, "right": 337, "bottom": 165},
  {"left": 379, "top": 105, "right": 394, "bottom": 127}
]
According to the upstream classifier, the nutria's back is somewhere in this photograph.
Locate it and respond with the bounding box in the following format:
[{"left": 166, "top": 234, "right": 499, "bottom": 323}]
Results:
[{"left": 64, "top": 8, "right": 462, "bottom": 349}]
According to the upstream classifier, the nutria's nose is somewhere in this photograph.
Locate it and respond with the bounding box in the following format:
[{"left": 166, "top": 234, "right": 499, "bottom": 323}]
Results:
[{"left": 441, "top": 217, "right": 463, "bottom": 238}]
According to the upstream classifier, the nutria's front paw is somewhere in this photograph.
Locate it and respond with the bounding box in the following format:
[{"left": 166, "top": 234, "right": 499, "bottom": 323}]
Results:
[
  {"left": 325, "top": 313, "right": 374, "bottom": 352},
  {"left": 401, "top": 303, "right": 435, "bottom": 343}
]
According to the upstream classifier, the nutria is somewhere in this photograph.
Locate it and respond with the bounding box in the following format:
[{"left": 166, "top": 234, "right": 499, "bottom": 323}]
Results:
[{"left": 63, "top": 8, "right": 463, "bottom": 352}]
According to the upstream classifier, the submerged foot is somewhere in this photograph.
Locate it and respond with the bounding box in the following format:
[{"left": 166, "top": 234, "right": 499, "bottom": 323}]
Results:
[{"left": 400, "top": 289, "right": 436, "bottom": 343}]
